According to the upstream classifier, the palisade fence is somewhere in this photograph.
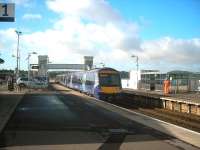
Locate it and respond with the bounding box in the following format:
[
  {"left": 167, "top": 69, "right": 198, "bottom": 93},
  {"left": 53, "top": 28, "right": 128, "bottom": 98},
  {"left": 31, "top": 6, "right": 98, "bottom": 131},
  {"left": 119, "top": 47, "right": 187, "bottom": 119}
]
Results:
[
  {"left": 139, "top": 71, "right": 200, "bottom": 93},
  {"left": 169, "top": 71, "right": 200, "bottom": 93}
]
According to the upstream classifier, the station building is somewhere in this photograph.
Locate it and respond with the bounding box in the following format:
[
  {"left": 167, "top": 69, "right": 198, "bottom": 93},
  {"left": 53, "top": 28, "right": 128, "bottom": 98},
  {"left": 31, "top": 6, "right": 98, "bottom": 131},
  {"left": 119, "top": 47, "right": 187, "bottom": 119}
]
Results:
[{"left": 122, "top": 70, "right": 200, "bottom": 93}]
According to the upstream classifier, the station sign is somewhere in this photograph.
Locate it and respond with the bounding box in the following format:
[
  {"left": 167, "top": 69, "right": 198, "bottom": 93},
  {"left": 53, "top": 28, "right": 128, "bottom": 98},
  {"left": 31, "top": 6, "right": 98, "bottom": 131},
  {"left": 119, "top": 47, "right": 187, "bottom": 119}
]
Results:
[
  {"left": 0, "top": 58, "right": 4, "bottom": 64},
  {"left": 0, "top": 3, "right": 15, "bottom": 22},
  {"left": 32, "top": 65, "right": 39, "bottom": 69}
]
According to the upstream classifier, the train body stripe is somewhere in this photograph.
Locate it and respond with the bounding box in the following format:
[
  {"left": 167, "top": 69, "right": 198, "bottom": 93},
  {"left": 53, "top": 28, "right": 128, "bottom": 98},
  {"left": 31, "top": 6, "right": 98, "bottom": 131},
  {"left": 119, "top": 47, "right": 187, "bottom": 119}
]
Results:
[
  {"left": 101, "top": 87, "right": 121, "bottom": 94},
  {"left": 99, "top": 70, "right": 118, "bottom": 74}
]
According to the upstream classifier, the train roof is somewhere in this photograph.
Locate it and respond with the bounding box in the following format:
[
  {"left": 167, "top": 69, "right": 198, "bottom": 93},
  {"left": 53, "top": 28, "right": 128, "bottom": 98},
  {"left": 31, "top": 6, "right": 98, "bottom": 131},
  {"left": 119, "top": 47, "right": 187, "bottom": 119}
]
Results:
[
  {"left": 87, "top": 67, "right": 119, "bottom": 72},
  {"left": 56, "top": 67, "right": 119, "bottom": 77}
]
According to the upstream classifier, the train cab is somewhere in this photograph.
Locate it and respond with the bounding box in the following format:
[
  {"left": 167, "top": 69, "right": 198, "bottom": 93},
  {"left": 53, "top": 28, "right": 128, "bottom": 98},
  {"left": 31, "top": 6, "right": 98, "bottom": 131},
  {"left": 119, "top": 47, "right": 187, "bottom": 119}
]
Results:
[{"left": 97, "top": 68, "right": 122, "bottom": 100}]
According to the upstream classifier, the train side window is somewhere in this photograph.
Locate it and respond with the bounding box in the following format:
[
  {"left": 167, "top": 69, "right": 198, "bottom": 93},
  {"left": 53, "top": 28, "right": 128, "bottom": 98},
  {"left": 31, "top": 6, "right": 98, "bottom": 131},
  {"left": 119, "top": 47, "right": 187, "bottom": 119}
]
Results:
[{"left": 86, "top": 72, "right": 95, "bottom": 85}]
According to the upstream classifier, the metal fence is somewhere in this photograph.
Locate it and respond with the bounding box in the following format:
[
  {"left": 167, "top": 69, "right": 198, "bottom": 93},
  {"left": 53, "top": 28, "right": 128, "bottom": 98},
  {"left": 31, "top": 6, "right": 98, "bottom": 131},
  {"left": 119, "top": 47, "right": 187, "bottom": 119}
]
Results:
[{"left": 139, "top": 71, "right": 200, "bottom": 93}]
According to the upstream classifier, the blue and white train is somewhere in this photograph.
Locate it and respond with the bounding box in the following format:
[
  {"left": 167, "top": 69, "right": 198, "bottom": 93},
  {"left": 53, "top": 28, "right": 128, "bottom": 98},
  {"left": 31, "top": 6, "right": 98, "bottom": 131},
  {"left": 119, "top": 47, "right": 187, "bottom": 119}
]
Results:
[{"left": 56, "top": 67, "right": 122, "bottom": 100}]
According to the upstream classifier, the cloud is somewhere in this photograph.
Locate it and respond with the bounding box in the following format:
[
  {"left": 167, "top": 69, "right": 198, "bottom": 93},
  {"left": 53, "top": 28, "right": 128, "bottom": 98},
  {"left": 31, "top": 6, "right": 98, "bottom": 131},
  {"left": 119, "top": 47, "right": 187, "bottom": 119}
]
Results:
[
  {"left": 46, "top": 0, "right": 140, "bottom": 51},
  {"left": 0, "top": 0, "right": 199, "bottom": 71},
  {"left": 20, "top": 0, "right": 140, "bottom": 64},
  {"left": 0, "top": 42, "right": 3, "bottom": 50},
  {"left": 46, "top": 0, "right": 122, "bottom": 24},
  {"left": 22, "top": 13, "right": 42, "bottom": 20},
  {"left": 0, "top": 28, "right": 17, "bottom": 50},
  {"left": 140, "top": 37, "right": 200, "bottom": 65}
]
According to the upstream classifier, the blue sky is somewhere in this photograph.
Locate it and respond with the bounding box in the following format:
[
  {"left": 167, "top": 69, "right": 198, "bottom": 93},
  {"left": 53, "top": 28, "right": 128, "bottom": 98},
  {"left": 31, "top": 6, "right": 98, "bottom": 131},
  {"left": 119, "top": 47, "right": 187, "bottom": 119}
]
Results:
[
  {"left": 109, "top": 0, "right": 200, "bottom": 39},
  {"left": 0, "top": 0, "right": 200, "bottom": 72}
]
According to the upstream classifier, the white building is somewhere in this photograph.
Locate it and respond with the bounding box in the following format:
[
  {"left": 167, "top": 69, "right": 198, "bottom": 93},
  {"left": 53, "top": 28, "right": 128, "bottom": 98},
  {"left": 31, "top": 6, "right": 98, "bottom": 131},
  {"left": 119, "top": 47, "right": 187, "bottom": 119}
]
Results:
[
  {"left": 121, "top": 70, "right": 161, "bottom": 90},
  {"left": 128, "top": 70, "right": 141, "bottom": 89},
  {"left": 121, "top": 70, "right": 141, "bottom": 89},
  {"left": 121, "top": 79, "right": 129, "bottom": 88},
  {"left": 38, "top": 55, "right": 48, "bottom": 77}
]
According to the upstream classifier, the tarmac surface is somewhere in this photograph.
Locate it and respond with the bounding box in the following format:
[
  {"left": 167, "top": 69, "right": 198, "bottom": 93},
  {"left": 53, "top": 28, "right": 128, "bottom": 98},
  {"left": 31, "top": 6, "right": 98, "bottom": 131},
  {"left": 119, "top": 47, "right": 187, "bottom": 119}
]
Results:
[
  {"left": 0, "top": 94, "right": 24, "bottom": 134},
  {"left": 0, "top": 85, "right": 199, "bottom": 150}
]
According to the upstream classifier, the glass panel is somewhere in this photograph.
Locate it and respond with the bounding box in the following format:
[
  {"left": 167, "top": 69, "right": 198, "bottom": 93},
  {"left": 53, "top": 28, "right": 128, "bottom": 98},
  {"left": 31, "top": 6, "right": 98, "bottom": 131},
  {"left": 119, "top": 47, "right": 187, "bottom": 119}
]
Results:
[{"left": 99, "top": 73, "right": 121, "bottom": 86}]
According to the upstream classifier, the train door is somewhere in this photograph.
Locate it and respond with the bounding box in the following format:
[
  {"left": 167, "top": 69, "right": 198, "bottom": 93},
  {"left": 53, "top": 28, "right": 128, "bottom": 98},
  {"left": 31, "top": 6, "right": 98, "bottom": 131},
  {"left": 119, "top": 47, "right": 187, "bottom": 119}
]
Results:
[
  {"left": 82, "top": 72, "right": 86, "bottom": 92},
  {"left": 150, "top": 74, "right": 155, "bottom": 91},
  {"left": 69, "top": 73, "right": 73, "bottom": 88}
]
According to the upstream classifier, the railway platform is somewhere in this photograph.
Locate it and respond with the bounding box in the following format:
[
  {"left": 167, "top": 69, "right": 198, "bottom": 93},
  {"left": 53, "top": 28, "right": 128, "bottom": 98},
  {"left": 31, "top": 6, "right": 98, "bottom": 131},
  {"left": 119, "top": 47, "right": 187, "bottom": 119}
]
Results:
[
  {"left": 0, "top": 93, "right": 24, "bottom": 133},
  {"left": 0, "top": 84, "right": 199, "bottom": 149},
  {"left": 53, "top": 84, "right": 200, "bottom": 148},
  {"left": 122, "top": 89, "right": 200, "bottom": 116}
]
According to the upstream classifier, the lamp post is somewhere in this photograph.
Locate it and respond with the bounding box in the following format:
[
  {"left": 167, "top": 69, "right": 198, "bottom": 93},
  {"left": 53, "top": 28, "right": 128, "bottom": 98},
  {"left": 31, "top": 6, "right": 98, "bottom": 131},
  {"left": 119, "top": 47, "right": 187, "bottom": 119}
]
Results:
[
  {"left": 15, "top": 30, "right": 22, "bottom": 79},
  {"left": 27, "top": 52, "right": 37, "bottom": 86},
  {"left": 131, "top": 55, "right": 139, "bottom": 89}
]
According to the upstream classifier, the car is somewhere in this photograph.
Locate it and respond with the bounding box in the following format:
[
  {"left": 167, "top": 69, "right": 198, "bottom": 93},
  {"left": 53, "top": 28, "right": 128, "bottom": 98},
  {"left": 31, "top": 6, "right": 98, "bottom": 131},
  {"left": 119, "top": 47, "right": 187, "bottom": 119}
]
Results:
[
  {"left": 16, "top": 77, "right": 49, "bottom": 89},
  {"left": 16, "top": 77, "right": 29, "bottom": 87}
]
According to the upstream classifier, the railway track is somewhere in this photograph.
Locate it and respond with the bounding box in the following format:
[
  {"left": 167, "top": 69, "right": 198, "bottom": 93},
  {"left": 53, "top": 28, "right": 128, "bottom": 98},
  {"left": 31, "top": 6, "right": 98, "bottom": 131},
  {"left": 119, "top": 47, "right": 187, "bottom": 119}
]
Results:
[{"left": 110, "top": 97, "right": 200, "bottom": 133}]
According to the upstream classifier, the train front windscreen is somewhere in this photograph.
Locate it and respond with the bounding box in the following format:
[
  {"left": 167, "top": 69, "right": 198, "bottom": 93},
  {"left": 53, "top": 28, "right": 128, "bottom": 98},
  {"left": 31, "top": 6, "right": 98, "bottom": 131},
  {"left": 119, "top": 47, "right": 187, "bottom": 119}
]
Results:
[{"left": 99, "top": 73, "right": 121, "bottom": 87}]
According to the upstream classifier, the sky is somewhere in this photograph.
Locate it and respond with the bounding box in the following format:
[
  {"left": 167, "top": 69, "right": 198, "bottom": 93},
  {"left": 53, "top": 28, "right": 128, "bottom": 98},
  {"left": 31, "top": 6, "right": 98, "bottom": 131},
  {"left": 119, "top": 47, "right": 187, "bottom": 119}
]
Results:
[{"left": 0, "top": 0, "right": 200, "bottom": 72}]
